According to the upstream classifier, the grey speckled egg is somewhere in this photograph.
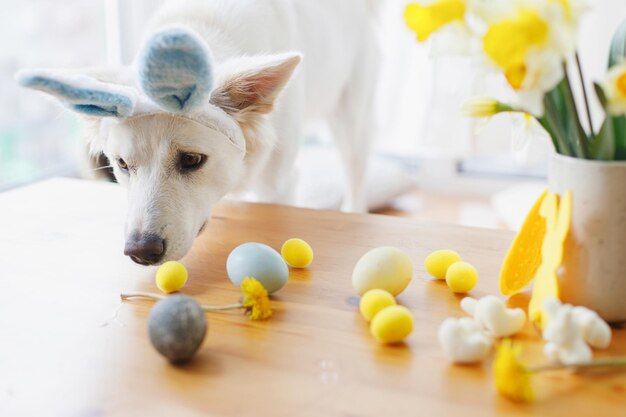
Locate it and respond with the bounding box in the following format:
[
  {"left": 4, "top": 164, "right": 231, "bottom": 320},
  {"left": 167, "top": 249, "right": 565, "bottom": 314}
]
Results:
[{"left": 148, "top": 295, "right": 207, "bottom": 364}]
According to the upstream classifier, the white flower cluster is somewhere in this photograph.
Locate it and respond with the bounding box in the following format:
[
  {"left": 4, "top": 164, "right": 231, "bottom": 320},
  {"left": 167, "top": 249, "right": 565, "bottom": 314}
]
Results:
[
  {"left": 438, "top": 295, "right": 526, "bottom": 364},
  {"left": 542, "top": 297, "right": 611, "bottom": 365}
]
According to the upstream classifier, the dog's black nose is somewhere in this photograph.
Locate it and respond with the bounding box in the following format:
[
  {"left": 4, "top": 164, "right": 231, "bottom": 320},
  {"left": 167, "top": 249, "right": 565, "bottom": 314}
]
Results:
[{"left": 124, "top": 233, "right": 166, "bottom": 265}]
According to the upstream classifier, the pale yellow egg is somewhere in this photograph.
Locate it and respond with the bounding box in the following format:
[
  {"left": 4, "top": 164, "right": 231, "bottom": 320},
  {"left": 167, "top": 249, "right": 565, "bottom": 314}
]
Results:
[{"left": 352, "top": 246, "right": 413, "bottom": 296}]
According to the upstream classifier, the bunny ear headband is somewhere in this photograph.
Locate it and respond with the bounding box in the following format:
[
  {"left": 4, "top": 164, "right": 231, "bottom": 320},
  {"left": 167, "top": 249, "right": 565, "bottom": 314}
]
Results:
[{"left": 16, "top": 26, "right": 245, "bottom": 151}]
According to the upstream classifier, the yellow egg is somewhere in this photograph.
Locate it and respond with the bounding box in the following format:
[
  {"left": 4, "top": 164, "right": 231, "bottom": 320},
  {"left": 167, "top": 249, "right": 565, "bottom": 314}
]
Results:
[
  {"left": 359, "top": 289, "right": 397, "bottom": 322},
  {"left": 352, "top": 246, "right": 413, "bottom": 296},
  {"left": 281, "top": 238, "right": 314, "bottom": 268},
  {"left": 424, "top": 249, "right": 462, "bottom": 280},
  {"left": 370, "top": 305, "right": 414, "bottom": 344},
  {"left": 445, "top": 261, "right": 478, "bottom": 293},
  {"left": 155, "top": 261, "right": 188, "bottom": 293}
]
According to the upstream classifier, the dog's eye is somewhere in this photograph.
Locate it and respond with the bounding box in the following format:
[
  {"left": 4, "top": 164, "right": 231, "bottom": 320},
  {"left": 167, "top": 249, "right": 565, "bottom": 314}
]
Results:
[
  {"left": 179, "top": 152, "right": 206, "bottom": 171},
  {"left": 116, "top": 157, "right": 129, "bottom": 172}
]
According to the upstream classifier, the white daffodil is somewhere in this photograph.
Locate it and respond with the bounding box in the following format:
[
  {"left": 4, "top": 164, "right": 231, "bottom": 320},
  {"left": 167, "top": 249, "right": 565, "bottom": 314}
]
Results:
[
  {"left": 478, "top": 0, "right": 580, "bottom": 115},
  {"left": 403, "top": 0, "right": 489, "bottom": 56},
  {"left": 511, "top": 112, "right": 549, "bottom": 151},
  {"left": 603, "top": 61, "right": 626, "bottom": 116},
  {"left": 429, "top": 21, "right": 478, "bottom": 56},
  {"left": 404, "top": 0, "right": 467, "bottom": 43}
]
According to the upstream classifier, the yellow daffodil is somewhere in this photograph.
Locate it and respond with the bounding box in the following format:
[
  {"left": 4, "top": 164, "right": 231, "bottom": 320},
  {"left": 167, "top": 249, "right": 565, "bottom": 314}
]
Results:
[
  {"left": 404, "top": 0, "right": 466, "bottom": 42},
  {"left": 494, "top": 339, "right": 535, "bottom": 403},
  {"left": 477, "top": 1, "right": 581, "bottom": 115},
  {"left": 462, "top": 97, "right": 513, "bottom": 117},
  {"left": 241, "top": 277, "right": 273, "bottom": 320},
  {"left": 604, "top": 61, "right": 626, "bottom": 116},
  {"left": 483, "top": 8, "right": 549, "bottom": 90}
]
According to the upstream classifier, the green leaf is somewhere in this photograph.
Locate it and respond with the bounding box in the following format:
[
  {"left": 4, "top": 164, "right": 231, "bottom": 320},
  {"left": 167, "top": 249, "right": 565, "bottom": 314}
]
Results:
[
  {"left": 608, "top": 18, "right": 626, "bottom": 159},
  {"left": 590, "top": 118, "right": 615, "bottom": 160},
  {"left": 609, "top": 18, "right": 626, "bottom": 68},
  {"left": 613, "top": 116, "right": 626, "bottom": 159},
  {"left": 542, "top": 90, "right": 572, "bottom": 156},
  {"left": 543, "top": 72, "right": 589, "bottom": 158},
  {"left": 593, "top": 82, "right": 609, "bottom": 109}
]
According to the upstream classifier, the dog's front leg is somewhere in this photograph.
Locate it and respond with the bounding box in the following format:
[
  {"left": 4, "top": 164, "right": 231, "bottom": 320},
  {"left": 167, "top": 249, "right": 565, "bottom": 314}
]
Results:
[{"left": 251, "top": 89, "right": 304, "bottom": 205}]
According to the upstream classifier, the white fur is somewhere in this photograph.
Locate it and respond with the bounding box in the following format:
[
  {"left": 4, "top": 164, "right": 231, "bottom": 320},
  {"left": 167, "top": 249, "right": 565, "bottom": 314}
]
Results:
[{"left": 41, "top": 0, "right": 379, "bottom": 263}]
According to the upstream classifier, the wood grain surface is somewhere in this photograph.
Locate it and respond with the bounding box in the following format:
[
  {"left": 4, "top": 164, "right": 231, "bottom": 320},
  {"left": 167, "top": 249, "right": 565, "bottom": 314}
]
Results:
[{"left": 0, "top": 178, "right": 624, "bottom": 417}]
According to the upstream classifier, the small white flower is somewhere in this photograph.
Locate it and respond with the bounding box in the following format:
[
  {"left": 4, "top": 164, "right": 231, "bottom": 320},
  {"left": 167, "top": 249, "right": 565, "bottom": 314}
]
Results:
[
  {"left": 543, "top": 303, "right": 592, "bottom": 365},
  {"left": 461, "top": 296, "right": 526, "bottom": 337},
  {"left": 438, "top": 317, "right": 493, "bottom": 364},
  {"left": 544, "top": 297, "right": 612, "bottom": 350}
]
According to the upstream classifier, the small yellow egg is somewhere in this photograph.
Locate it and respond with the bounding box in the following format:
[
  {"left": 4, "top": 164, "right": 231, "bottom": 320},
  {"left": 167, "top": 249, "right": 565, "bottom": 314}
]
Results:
[
  {"left": 281, "top": 238, "right": 314, "bottom": 268},
  {"left": 155, "top": 261, "right": 188, "bottom": 293},
  {"left": 370, "top": 305, "right": 414, "bottom": 344},
  {"left": 359, "top": 289, "right": 397, "bottom": 322},
  {"left": 445, "top": 261, "right": 478, "bottom": 293},
  {"left": 424, "top": 249, "right": 461, "bottom": 280}
]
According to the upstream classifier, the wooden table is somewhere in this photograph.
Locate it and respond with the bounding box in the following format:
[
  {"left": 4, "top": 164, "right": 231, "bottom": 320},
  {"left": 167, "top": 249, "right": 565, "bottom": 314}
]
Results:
[{"left": 0, "top": 178, "right": 624, "bottom": 417}]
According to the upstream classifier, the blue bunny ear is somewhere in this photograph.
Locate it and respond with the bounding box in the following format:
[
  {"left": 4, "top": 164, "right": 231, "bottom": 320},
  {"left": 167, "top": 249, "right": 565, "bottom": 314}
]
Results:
[
  {"left": 138, "top": 27, "right": 214, "bottom": 113},
  {"left": 15, "top": 70, "right": 136, "bottom": 118}
]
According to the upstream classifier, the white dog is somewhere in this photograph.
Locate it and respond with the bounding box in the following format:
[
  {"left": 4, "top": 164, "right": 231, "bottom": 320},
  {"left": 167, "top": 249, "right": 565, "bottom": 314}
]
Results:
[{"left": 17, "top": 0, "right": 378, "bottom": 265}]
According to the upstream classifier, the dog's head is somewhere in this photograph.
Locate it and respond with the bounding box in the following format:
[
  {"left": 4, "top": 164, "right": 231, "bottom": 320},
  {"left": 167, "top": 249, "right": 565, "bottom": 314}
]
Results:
[{"left": 17, "top": 27, "right": 300, "bottom": 265}]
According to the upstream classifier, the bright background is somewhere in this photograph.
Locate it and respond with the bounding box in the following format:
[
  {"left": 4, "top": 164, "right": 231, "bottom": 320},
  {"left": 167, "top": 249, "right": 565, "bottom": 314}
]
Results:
[{"left": 1, "top": 0, "right": 625, "bottom": 229}]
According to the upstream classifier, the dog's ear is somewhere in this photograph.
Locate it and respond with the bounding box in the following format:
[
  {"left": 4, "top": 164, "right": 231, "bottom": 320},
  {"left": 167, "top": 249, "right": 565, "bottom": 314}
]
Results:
[
  {"left": 210, "top": 53, "right": 301, "bottom": 120},
  {"left": 138, "top": 26, "right": 214, "bottom": 113},
  {"left": 15, "top": 69, "right": 137, "bottom": 118}
]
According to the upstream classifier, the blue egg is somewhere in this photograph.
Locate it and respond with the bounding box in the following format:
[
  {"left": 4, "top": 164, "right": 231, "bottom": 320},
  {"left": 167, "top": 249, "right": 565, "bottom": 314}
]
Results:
[{"left": 226, "top": 242, "right": 289, "bottom": 293}]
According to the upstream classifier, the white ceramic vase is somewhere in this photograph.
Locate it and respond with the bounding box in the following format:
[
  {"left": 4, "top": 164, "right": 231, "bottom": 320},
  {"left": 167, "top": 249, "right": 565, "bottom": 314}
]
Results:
[{"left": 549, "top": 154, "right": 626, "bottom": 323}]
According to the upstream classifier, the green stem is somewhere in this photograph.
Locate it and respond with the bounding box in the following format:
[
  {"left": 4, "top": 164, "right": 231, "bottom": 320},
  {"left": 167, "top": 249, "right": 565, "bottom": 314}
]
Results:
[
  {"left": 120, "top": 292, "right": 244, "bottom": 312},
  {"left": 542, "top": 95, "right": 573, "bottom": 156},
  {"left": 538, "top": 114, "right": 564, "bottom": 155},
  {"left": 561, "top": 65, "right": 590, "bottom": 158},
  {"left": 575, "top": 52, "right": 594, "bottom": 135},
  {"left": 531, "top": 357, "right": 626, "bottom": 373}
]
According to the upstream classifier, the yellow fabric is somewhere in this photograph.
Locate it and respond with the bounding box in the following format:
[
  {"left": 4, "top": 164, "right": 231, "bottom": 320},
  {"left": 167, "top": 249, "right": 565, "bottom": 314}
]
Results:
[
  {"left": 499, "top": 189, "right": 547, "bottom": 295},
  {"left": 528, "top": 191, "right": 571, "bottom": 327}
]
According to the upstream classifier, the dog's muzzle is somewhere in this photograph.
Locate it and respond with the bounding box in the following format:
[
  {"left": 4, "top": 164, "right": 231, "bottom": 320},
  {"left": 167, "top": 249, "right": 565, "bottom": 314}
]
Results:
[{"left": 124, "top": 232, "right": 166, "bottom": 265}]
